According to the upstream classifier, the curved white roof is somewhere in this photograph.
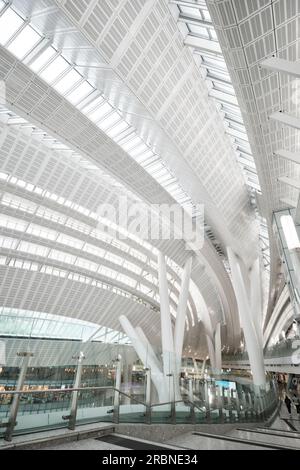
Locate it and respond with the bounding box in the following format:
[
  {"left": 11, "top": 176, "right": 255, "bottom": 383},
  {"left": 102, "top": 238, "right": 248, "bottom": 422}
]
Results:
[{"left": 0, "top": 0, "right": 288, "bottom": 360}]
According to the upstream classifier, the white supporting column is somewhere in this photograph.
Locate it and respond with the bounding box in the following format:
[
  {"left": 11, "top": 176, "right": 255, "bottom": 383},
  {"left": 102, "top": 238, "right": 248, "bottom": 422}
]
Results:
[
  {"left": 113, "top": 354, "right": 122, "bottom": 423},
  {"left": 193, "top": 358, "right": 200, "bottom": 376},
  {"left": 290, "top": 249, "right": 300, "bottom": 286},
  {"left": 200, "top": 357, "right": 207, "bottom": 378},
  {"left": 206, "top": 334, "right": 216, "bottom": 372},
  {"left": 249, "top": 258, "right": 263, "bottom": 348},
  {"left": 123, "top": 363, "right": 132, "bottom": 404},
  {"left": 227, "top": 247, "right": 266, "bottom": 388},
  {"left": 174, "top": 256, "right": 193, "bottom": 376},
  {"left": 158, "top": 251, "right": 175, "bottom": 375},
  {"left": 69, "top": 351, "right": 85, "bottom": 430},
  {"left": 281, "top": 214, "right": 300, "bottom": 286},
  {"left": 145, "top": 368, "right": 152, "bottom": 424},
  {"left": 135, "top": 326, "right": 161, "bottom": 372},
  {"left": 119, "top": 315, "right": 168, "bottom": 402},
  {"left": 214, "top": 322, "right": 222, "bottom": 374},
  {"left": 157, "top": 251, "right": 177, "bottom": 401}
]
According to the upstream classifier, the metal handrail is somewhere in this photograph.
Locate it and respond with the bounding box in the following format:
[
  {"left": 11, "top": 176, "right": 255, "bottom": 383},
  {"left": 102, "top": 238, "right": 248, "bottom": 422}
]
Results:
[
  {"left": 0, "top": 386, "right": 114, "bottom": 396},
  {"left": 0, "top": 380, "right": 279, "bottom": 442},
  {"left": 116, "top": 390, "right": 147, "bottom": 407},
  {"left": 0, "top": 386, "right": 148, "bottom": 409},
  {"left": 150, "top": 399, "right": 187, "bottom": 408}
]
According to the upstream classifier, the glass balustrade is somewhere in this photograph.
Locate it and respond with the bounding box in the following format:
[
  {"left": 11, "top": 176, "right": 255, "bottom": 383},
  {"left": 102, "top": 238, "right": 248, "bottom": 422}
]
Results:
[
  {"left": 223, "top": 336, "right": 300, "bottom": 362},
  {"left": 0, "top": 376, "right": 279, "bottom": 441}
]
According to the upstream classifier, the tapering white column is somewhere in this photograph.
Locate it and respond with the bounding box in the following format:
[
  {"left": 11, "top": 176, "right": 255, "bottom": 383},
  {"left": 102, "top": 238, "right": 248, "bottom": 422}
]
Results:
[
  {"left": 227, "top": 247, "right": 266, "bottom": 388},
  {"left": 290, "top": 249, "right": 300, "bottom": 286},
  {"left": 119, "top": 315, "right": 168, "bottom": 402},
  {"left": 214, "top": 322, "right": 222, "bottom": 374},
  {"left": 174, "top": 256, "right": 193, "bottom": 376},
  {"left": 249, "top": 258, "right": 263, "bottom": 348},
  {"left": 206, "top": 334, "right": 216, "bottom": 372},
  {"left": 135, "top": 326, "right": 161, "bottom": 372},
  {"left": 281, "top": 214, "right": 300, "bottom": 286},
  {"left": 193, "top": 358, "right": 200, "bottom": 376},
  {"left": 200, "top": 357, "right": 207, "bottom": 378},
  {"left": 157, "top": 251, "right": 176, "bottom": 401}
]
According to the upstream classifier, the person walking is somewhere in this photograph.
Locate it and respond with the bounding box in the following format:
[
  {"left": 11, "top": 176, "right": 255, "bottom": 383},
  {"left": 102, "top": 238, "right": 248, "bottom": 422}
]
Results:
[
  {"left": 292, "top": 394, "right": 300, "bottom": 419},
  {"left": 284, "top": 394, "right": 292, "bottom": 417}
]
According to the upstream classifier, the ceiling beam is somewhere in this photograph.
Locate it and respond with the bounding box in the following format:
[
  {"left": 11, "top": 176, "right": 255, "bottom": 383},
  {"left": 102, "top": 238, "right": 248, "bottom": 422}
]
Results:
[
  {"left": 260, "top": 57, "right": 300, "bottom": 79},
  {"left": 270, "top": 111, "right": 300, "bottom": 130},
  {"left": 280, "top": 197, "right": 297, "bottom": 208},
  {"left": 170, "top": 0, "right": 207, "bottom": 8},
  {"left": 278, "top": 176, "right": 300, "bottom": 190},
  {"left": 274, "top": 149, "right": 300, "bottom": 165},
  {"left": 184, "top": 34, "right": 222, "bottom": 54},
  {"left": 295, "top": 193, "right": 300, "bottom": 225},
  {"left": 178, "top": 15, "right": 214, "bottom": 29}
]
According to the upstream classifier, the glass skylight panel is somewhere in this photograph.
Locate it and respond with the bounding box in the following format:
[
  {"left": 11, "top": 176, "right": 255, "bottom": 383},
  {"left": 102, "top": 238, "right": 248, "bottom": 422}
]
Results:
[
  {"left": 156, "top": 171, "right": 174, "bottom": 184},
  {"left": 188, "top": 24, "right": 209, "bottom": 38},
  {"left": 135, "top": 150, "right": 155, "bottom": 163},
  {"left": 202, "top": 9, "right": 211, "bottom": 21},
  {"left": 53, "top": 68, "right": 82, "bottom": 95},
  {"left": 18, "top": 240, "right": 49, "bottom": 257},
  {"left": 27, "top": 224, "right": 58, "bottom": 241},
  {"left": 121, "top": 136, "right": 143, "bottom": 152},
  {"left": 118, "top": 274, "right": 136, "bottom": 287},
  {"left": 129, "top": 143, "right": 149, "bottom": 158},
  {"left": 0, "top": 8, "right": 197, "bottom": 215},
  {"left": 210, "top": 89, "right": 238, "bottom": 106},
  {"left": 239, "top": 150, "right": 254, "bottom": 163},
  {"left": 99, "top": 265, "right": 117, "bottom": 279},
  {"left": 81, "top": 95, "right": 105, "bottom": 114},
  {"left": 238, "top": 156, "right": 256, "bottom": 170},
  {"left": 207, "top": 69, "right": 231, "bottom": 82},
  {"left": 202, "top": 56, "right": 227, "bottom": 71},
  {"left": 0, "top": 8, "right": 24, "bottom": 45},
  {"left": 87, "top": 101, "right": 113, "bottom": 123},
  {"left": 75, "top": 258, "right": 98, "bottom": 272},
  {"left": 180, "top": 6, "right": 202, "bottom": 18},
  {"left": 223, "top": 111, "right": 243, "bottom": 124},
  {"left": 228, "top": 122, "right": 247, "bottom": 134},
  {"left": 98, "top": 110, "right": 121, "bottom": 131},
  {"left": 0, "top": 232, "right": 21, "bottom": 250},
  {"left": 106, "top": 120, "right": 129, "bottom": 138},
  {"left": 213, "top": 81, "right": 235, "bottom": 95},
  {"left": 26, "top": 47, "right": 56, "bottom": 71},
  {"left": 226, "top": 127, "right": 248, "bottom": 141},
  {"left": 40, "top": 55, "right": 69, "bottom": 84},
  {"left": 7, "top": 25, "right": 41, "bottom": 59},
  {"left": 56, "top": 233, "right": 83, "bottom": 249},
  {"left": 67, "top": 80, "right": 94, "bottom": 105},
  {"left": 105, "top": 252, "right": 123, "bottom": 265},
  {"left": 114, "top": 127, "right": 135, "bottom": 144},
  {"left": 84, "top": 243, "right": 105, "bottom": 258},
  {"left": 210, "top": 29, "right": 218, "bottom": 41},
  {"left": 49, "top": 249, "right": 76, "bottom": 264},
  {"left": 146, "top": 161, "right": 165, "bottom": 174},
  {"left": 7, "top": 116, "right": 27, "bottom": 125}
]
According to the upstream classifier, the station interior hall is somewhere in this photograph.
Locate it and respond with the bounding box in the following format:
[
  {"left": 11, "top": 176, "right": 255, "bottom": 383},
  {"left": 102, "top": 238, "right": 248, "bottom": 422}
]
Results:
[{"left": 0, "top": 0, "right": 300, "bottom": 451}]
